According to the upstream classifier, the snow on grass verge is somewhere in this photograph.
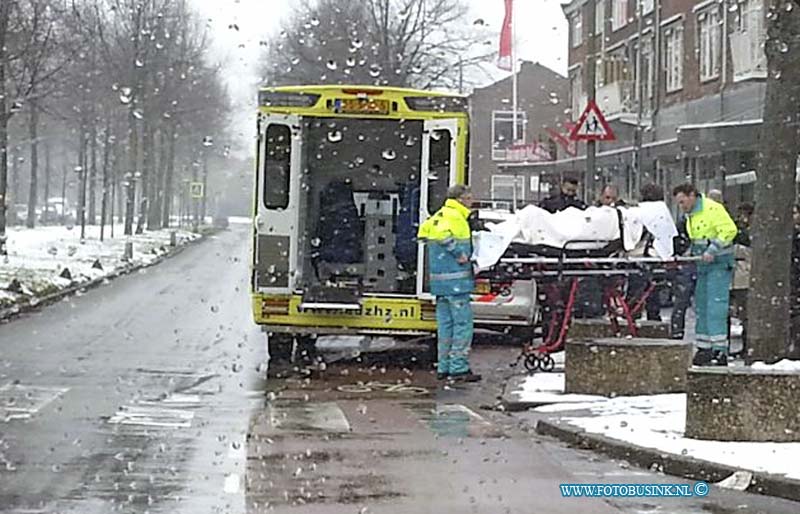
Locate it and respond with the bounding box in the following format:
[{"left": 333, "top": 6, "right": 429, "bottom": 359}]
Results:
[
  {"left": 0, "top": 224, "right": 200, "bottom": 309},
  {"left": 535, "top": 393, "right": 800, "bottom": 480}
]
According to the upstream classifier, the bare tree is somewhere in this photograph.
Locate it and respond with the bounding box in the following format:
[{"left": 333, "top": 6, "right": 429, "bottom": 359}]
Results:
[
  {"left": 0, "top": 0, "right": 9, "bottom": 253},
  {"left": 747, "top": 0, "right": 800, "bottom": 363},
  {"left": 0, "top": 0, "right": 232, "bottom": 248},
  {"left": 261, "top": 0, "right": 492, "bottom": 89},
  {"left": 0, "top": 0, "right": 70, "bottom": 249}
]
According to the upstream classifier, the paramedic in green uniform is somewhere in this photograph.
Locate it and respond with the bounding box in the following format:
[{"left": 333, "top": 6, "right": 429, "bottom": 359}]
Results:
[
  {"left": 417, "top": 185, "right": 481, "bottom": 382},
  {"left": 672, "top": 183, "right": 738, "bottom": 366}
]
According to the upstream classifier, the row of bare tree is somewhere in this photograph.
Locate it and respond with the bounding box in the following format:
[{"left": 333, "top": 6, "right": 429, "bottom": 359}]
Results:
[{"left": 0, "top": 0, "right": 231, "bottom": 254}]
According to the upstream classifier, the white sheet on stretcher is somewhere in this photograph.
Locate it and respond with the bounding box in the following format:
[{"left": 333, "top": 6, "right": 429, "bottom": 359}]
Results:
[{"left": 472, "top": 201, "right": 678, "bottom": 270}]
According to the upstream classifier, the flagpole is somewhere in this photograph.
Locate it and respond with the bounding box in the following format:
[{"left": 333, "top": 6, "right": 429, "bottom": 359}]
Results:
[{"left": 511, "top": 0, "right": 518, "bottom": 143}]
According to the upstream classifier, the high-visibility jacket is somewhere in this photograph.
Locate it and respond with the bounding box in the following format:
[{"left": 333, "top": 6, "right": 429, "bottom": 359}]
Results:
[
  {"left": 686, "top": 195, "right": 738, "bottom": 257},
  {"left": 417, "top": 199, "right": 474, "bottom": 296}
]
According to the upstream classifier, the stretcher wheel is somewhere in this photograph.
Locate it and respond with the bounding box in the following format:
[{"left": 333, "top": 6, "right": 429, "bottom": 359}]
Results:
[
  {"left": 539, "top": 354, "right": 556, "bottom": 372},
  {"left": 523, "top": 354, "right": 540, "bottom": 372}
]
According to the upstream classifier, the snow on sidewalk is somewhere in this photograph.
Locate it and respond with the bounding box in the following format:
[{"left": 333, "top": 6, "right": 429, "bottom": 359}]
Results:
[
  {"left": 527, "top": 380, "right": 800, "bottom": 480},
  {"left": 0, "top": 224, "right": 200, "bottom": 308},
  {"left": 509, "top": 370, "right": 605, "bottom": 405}
]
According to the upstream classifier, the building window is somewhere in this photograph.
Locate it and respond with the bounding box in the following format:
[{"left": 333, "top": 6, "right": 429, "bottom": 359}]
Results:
[
  {"left": 612, "top": 0, "right": 627, "bottom": 31},
  {"left": 595, "top": 0, "right": 605, "bottom": 37},
  {"left": 491, "top": 175, "right": 525, "bottom": 205},
  {"left": 571, "top": 11, "right": 583, "bottom": 47},
  {"left": 633, "top": 36, "right": 655, "bottom": 103},
  {"left": 663, "top": 22, "right": 684, "bottom": 93},
  {"left": 569, "top": 68, "right": 583, "bottom": 121},
  {"left": 731, "top": 0, "right": 766, "bottom": 81},
  {"left": 640, "top": 0, "right": 654, "bottom": 15},
  {"left": 698, "top": 7, "right": 721, "bottom": 81},
  {"left": 492, "top": 110, "right": 528, "bottom": 159}
]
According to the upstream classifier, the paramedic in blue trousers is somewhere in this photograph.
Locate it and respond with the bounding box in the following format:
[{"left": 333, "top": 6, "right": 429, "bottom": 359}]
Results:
[
  {"left": 417, "top": 185, "right": 482, "bottom": 383},
  {"left": 672, "top": 184, "right": 738, "bottom": 366}
]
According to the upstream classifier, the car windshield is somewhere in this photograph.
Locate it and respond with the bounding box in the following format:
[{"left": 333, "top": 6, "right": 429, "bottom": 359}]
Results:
[{"left": 2, "top": 1, "right": 800, "bottom": 514}]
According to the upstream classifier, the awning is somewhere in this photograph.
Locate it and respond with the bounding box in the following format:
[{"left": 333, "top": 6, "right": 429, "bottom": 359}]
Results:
[
  {"left": 725, "top": 166, "right": 800, "bottom": 186},
  {"left": 496, "top": 138, "right": 679, "bottom": 175},
  {"left": 677, "top": 119, "right": 762, "bottom": 157}
]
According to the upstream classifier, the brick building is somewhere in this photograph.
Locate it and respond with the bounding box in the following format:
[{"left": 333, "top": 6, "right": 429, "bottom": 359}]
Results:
[
  {"left": 501, "top": 0, "right": 769, "bottom": 208},
  {"left": 468, "top": 61, "right": 569, "bottom": 207}
]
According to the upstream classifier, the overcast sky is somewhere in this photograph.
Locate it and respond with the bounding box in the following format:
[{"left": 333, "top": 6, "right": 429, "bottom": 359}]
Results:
[{"left": 190, "top": 0, "right": 568, "bottom": 148}]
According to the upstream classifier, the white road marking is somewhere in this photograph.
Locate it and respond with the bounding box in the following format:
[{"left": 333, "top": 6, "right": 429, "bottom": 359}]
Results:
[
  {"left": 437, "top": 404, "right": 491, "bottom": 424},
  {"left": 0, "top": 383, "right": 69, "bottom": 422},
  {"left": 267, "top": 402, "right": 351, "bottom": 433},
  {"left": 108, "top": 405, "right": 195, "bottom": 428}
]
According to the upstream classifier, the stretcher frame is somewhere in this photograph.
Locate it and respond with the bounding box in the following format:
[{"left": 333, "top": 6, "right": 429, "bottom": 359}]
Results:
[{"left": 477, "top": 239, "right": 700, "bottom": 372}]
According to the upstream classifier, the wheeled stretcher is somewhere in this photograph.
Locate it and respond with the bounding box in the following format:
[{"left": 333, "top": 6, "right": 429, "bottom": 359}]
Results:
[{"left": 476, "top": 239, "right": 700, "bottom": 372}]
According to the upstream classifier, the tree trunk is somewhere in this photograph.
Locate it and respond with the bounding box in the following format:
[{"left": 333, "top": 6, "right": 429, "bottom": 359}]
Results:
[
  {"left": 26, "top": 103, "right": 39, "bottom": 228},
  {"left": 136, "top": 117, "right": 152, "bottom": 234},
  {"left": 78, "top": 119, "right": 88, "bottom": 240},
  {"left": 11, "top": 146, "right": 20, "bottom": 207},
  {"left": 0, "top": 0, "right": 10, "bottom": 254},
  {"left": 43, "top": 139, "right": 51, "bottom": 219},
  {"left": 162, "top": 124, "right": 176, "bottom": 228},
  {"left": 88, "top": 118, "right": 98, "bottom": 225},
  {"left": 147, "top": 126, "right": 162, "bottom": 231},
  {"left": 100, "top": 117, "right": 112, "bottom": 241},
  {"left": 201, "top": 147, "right": 208, "bottom": 223},
  {"left": 747, "top": 1, "right": 800, "bottom": 363},
  {"left": 124, "top": 105, "right": 137, "bottom": 236}
]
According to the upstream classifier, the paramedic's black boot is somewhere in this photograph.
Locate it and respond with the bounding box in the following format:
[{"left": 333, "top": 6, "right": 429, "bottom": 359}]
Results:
[
  {"left": 711, "top": 350, "right": 728, "bottom": 367},
  {"left": 692, "top": 348, "right": 714, "bottom": 366},
  {"left": 449, "top": 370, "right": 482, "bottom": 383}
]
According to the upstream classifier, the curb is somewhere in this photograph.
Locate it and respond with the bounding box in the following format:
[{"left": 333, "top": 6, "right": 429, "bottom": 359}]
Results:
[
  {"left": 0, "top": 228, "right": 216, "bottom": 323},
  {"left": 535, "top": 418, "right": 800, "bottom": 504}
]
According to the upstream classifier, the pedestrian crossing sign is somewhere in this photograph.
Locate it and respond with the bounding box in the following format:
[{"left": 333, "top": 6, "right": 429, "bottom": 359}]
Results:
[
  {"left": 569, "top": 100, "right": 616, "bottom": 142},
  {"left": 190, "top": 182, "right": 204, "bottom": 199}
]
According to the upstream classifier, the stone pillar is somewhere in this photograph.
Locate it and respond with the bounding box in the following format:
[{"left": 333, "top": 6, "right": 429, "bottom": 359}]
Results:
[
  {"left": 565, "top": 338, "right": 693, "bottom": 396},
  {"left": 686, "top": 367, "right": 800, "bottom": 442}
]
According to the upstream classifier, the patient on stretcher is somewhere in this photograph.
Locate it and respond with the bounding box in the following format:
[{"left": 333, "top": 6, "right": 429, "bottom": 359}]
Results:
[{"left": 472, "top": 202, "right": 678, "bottom": 270}]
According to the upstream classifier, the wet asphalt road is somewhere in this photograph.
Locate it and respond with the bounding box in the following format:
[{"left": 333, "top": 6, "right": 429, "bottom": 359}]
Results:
[
  {"left": 1, "top": 224, "right": 799, "bottom": 514},
  {"left": 0, "top": 225, "right": 265, "bottom": 513}
]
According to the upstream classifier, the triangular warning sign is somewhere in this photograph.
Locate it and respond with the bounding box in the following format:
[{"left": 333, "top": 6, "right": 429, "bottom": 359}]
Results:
[{"left": 569, "top": 100, "right": 616, "bottom": 142}]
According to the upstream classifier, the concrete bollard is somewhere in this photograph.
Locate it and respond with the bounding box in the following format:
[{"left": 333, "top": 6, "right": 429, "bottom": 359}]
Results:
[
  {"left": 169, "top": 231, "right": 177, "bottom": 247},
  {"left": 686, "top": 366, "right": 800, "bottom": 442},
  {"left": 565, "top": 338, "right": 694, "bottom": 396}
]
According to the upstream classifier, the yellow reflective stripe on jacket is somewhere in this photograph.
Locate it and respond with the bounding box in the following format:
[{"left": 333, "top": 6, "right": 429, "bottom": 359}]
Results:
[
  {"left": 687, "top": 197, "right": 738, "bottom": 254},
  {"left": 417, "top": 199, "right": 472, "bottom": 242}
]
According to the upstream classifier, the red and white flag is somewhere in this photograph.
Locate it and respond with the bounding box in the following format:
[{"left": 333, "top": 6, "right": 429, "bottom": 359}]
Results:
[{"left": 497, "top": 0, "right": 513, "bottom": 71}]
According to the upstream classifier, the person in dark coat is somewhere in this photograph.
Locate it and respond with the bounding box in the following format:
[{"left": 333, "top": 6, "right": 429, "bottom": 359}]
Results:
[
  {"left": 791, "top": 205, "right": 800, "bottom": 356},
  {"left": 733, "top": 203, "right": 754, "bottom": 247},
  {"left": 670, "top": 214, "right": 697, "bottom": 339},
  {"left": 539, "top": 176, "right": 587, "bottom": 213},
  {"left": 595, "top": 184, "right": 626, "bottom": 207},
  {"left": 314, "top": 179, "right": 364, "bottom": 264}
]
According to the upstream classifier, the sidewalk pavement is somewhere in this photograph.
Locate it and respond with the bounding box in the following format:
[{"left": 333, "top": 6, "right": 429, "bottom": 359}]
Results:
[{"left": 502, "top": 365, "right": 800, "bottom": 503}]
